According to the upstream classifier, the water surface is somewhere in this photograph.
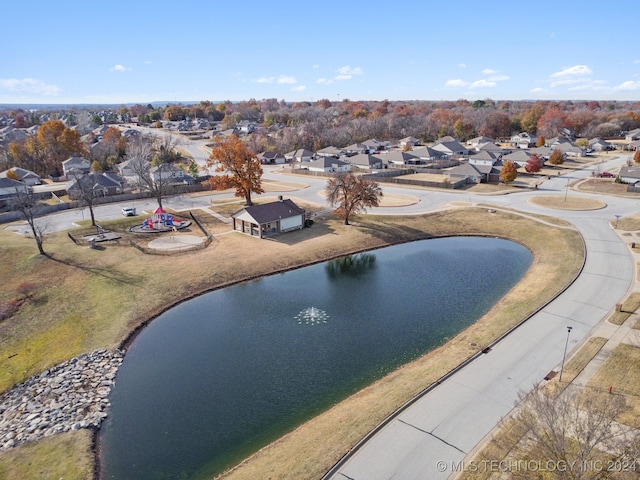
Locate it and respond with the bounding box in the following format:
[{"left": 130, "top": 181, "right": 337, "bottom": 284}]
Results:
[{"left": 100, "top": 237, "right": 532, "bottom": 479}]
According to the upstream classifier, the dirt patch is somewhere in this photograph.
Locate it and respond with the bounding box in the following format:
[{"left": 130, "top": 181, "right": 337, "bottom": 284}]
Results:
[
  {"left": 378, "top": 193, "right": 420, "bottom": 207},
  {"left": 528, "top": 195, "right": 606, "bottom": 211}
]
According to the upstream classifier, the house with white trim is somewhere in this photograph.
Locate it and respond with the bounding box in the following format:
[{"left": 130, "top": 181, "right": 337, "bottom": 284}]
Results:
[{"left": 231, "top": 198, "right": 305, "bottom": 238}]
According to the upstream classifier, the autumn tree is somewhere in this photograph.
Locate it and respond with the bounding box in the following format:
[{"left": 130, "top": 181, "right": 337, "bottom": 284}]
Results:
[
  {"left": 525, "top": 154, "right": 544, "bottom": 174},
  {"left": 549, "top": 149, "right": 565, "bottom": 165},
  {"left": 537, "top": 107, "right": 568, "bottom": 138},
  {"left": 493, "top": 384, "right": 640, "bottom": 480},
  {"left": 325, "top": 172, "right": 383, "bottom": 225},
  {"left": 521, "top": 103, "right": 546, "bottom": 134},
  {"left": 634, "top": 150, "right": 640, "bottom": 164},
  {"left": 8, "top": 120, "right": 87, "bottom": 177},
  {"left": 206, "top": 135, "right": 264, "bottom": 206},
  {"left": 536, "top": 136, "right": 546, "bottom": 147},
  {"left": 500, "top": 160, "right": 518, "bottom": 183}
]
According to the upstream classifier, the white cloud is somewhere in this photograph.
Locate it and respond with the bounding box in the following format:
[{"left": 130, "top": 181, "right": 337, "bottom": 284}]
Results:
[
  {"left": 614, "top": 80, "right": 640, "bottom": 91},
  {"left": 445, "top": 79, "right": 468, "bottom": 87},
  {"left": 550, "top": 65, "right": 592, "bottom": 78},
  {"left": 488, "top": 74, "right": 510, "bottom": 82},
  {"left": 277, "top": 76, "right": 297, "bottom": 85},
  {"left": 482, "top": 68, "right": 498, "bottom": 75},
  {"left": 530, "top": 87, "right": 546, "bottom": 93},
  {"left": 257, "top": 76, "right": 275, "bottom": 84},
  {"left": 317, "top": 65, "right": 363, "bottom": 85},
  {"left": 458, "top": 63, "right": 467, "bottom": 68},
  {"left": 337, "top": 65, "right": 363, "bottom": 76},
  {"left": 110, "top": 64, "right": 131, "bottom": 72},
  {"left": 0, "top": 78, "right": 60, "bottom": 95},
  {"left": 292, "top": 85, "right": 307, "bottom": 92},
  {"left": 469, "top": 79, "right": 497, "bottom": 89}
]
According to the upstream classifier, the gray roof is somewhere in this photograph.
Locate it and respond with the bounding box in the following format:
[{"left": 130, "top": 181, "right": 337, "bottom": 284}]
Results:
[
  {"left": 233, "top": 199, "right": 304, "bottom": 224},
  {"left": 308, "top": 157, "right": 349, "bottom": 169}
]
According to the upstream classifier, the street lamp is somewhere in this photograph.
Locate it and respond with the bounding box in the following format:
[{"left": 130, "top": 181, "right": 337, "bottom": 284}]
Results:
[
  {"left": 614, "top": 214, "right": 622, "bottom": 229},
  {"left": 559, "top": 326, "right": 573, "bottom": 382}
]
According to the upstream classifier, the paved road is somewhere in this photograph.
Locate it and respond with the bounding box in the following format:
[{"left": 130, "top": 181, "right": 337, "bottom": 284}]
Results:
[{"left": 321, "top": 157, "right": 637, "bottom": 480}]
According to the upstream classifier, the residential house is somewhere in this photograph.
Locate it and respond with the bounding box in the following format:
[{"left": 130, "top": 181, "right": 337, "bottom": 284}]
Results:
[
  {"left": 432, "top": 138, "right": 469, "bottom": 157},
  {"left": 231, "top": 198, "right": 305, "bottom": 238},
  {"left": 0, "top": 177, "right": 29, "bottom": 206},
  {"left": 467, "top": 136, "right": 496, "bottom": 148},
  {"left": 362, "top": 139, "right": 390, "bottom": 153},
  {"left": 546, "top": 137, "right": 571, "bottom": 148},
  {"left": 588, "top": 138, "right": 613, "bottom": 152},
  {"left": 347, "top": 153, "right": 384, "bottom": 170},
  {"left": 151, "top": 163, "right": 193, "bottom": 185},
  {"left": 257, "top": 152, "right": 286, "bottom": 165},
  {"left": 476, "top": 142, "right": 507, "bottom": 156},
  {"left": 552, "top": 142, "right": 586, "bottom": 157},
  {"left": 306, "top": 157, "right": 350, "bottom": 173},
  {"left": 0, "top": 126, "right": 28, "bottom": 145},
  {"left": 411, "top": 146, "right": 448, "bottom": 163},
  {"left": 446, "top": 162, "right": 500, "bottom": 184},
  {"left": 236, "top": 120, "right": 258, "bottom": 134},
  {"left": 285, "top": 149, "right": 314, "bottom": 163},
  {"left": 502, "top": 150, "right": 531, "bottom": 167},
  {"left": 399, "top": 136, "right": 420, "bottom": 148},
  {"left": 67, "top": 173, "right": 122, "bottom": 200},
  {"left": 468, "top": 150, "right": 498, "bottom": 167},
  {"left": 62, "top": 156, "right": 91, "bottom": 178},
  {"left": 510, "top": 132, "right": 538, "bottom": 149},
  {"left": 618, "top": 165, "right": 640, "bottom": 184},
  {"left": 382, "top": 151, "right": 421, "bottom": 166},
  {"left": 316, "top": 146, "right": 345, "bottom": 158},
  {"left": 344, "top": 143, "right": 371, "bottom": 155},
  {"left": 116, "top": 159, "right": 137, "bottom": 178},
  {"left": 625, "top": 128, "right": 640, "bottom": 142},
  {"left": 529, "top": 146, "right": 553, "bottom": 160},
  {"left": 0, "top": 167, "right": 42, "bottom": 186}
]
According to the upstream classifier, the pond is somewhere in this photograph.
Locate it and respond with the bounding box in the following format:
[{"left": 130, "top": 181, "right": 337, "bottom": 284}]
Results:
[{"left": 99, "top": 236, "right": 532, "bottom": 480}]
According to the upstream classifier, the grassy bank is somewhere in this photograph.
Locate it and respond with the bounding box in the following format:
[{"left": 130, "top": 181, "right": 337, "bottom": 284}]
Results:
[{"left": 0, "top": 205, "right": 584, "bottom": 479}]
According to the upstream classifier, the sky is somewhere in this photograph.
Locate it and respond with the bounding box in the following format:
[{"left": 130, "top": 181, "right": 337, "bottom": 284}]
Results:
[{"left": 1, "top": 0, "right": 639, "bottom": 105}]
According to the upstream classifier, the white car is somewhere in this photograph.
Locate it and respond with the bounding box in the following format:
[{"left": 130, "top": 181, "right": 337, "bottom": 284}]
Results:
[{"left": 121, "top": 207, "right": 137, "bottom": 216}]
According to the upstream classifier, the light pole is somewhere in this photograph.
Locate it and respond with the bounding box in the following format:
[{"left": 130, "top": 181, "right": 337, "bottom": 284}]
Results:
[
  {"left": 564, "top": 179, "right": 570, "bottom": 202},
  {"left": 559, "top": 325, "right": 573, "bottom": 382},
  {"left": 614, "top": 214, "right": 621, "bottom": 229}
]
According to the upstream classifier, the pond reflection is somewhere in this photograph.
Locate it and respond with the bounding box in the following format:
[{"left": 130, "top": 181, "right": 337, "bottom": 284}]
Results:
[{"left": 326, "top": 252, "right": 376, "bottom": 278}]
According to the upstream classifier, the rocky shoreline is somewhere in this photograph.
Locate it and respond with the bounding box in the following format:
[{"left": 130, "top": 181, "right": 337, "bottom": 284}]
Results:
[{"left": 0, "top": 349, "right": 124, "bottom": 451}]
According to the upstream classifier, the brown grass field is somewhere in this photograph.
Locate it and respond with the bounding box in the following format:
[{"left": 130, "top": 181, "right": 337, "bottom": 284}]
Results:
[{"left": 0, "top": 198, "right": 591, "bottom": 480}]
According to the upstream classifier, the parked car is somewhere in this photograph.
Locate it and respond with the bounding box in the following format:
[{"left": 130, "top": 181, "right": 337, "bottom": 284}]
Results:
[
  {"left": 122, "top": 207, "right": 137, "bottom": 216},
  {"left": 597, "top": 172, "right": 615, "bottom": 178}
]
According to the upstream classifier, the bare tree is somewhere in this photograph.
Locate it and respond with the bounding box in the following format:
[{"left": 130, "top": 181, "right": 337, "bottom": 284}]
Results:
[
  {"left": 127, "top": 139, "right": 174, "bottom": 209},
  {"left": 494, "top": 384, "right": 640, "bottom": 480},
  {"left": 69, "top": 172, "right": 102, "bottom": 226},
  {"left": 13, "top": 186, "right": 49, "bottom": 255}
]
